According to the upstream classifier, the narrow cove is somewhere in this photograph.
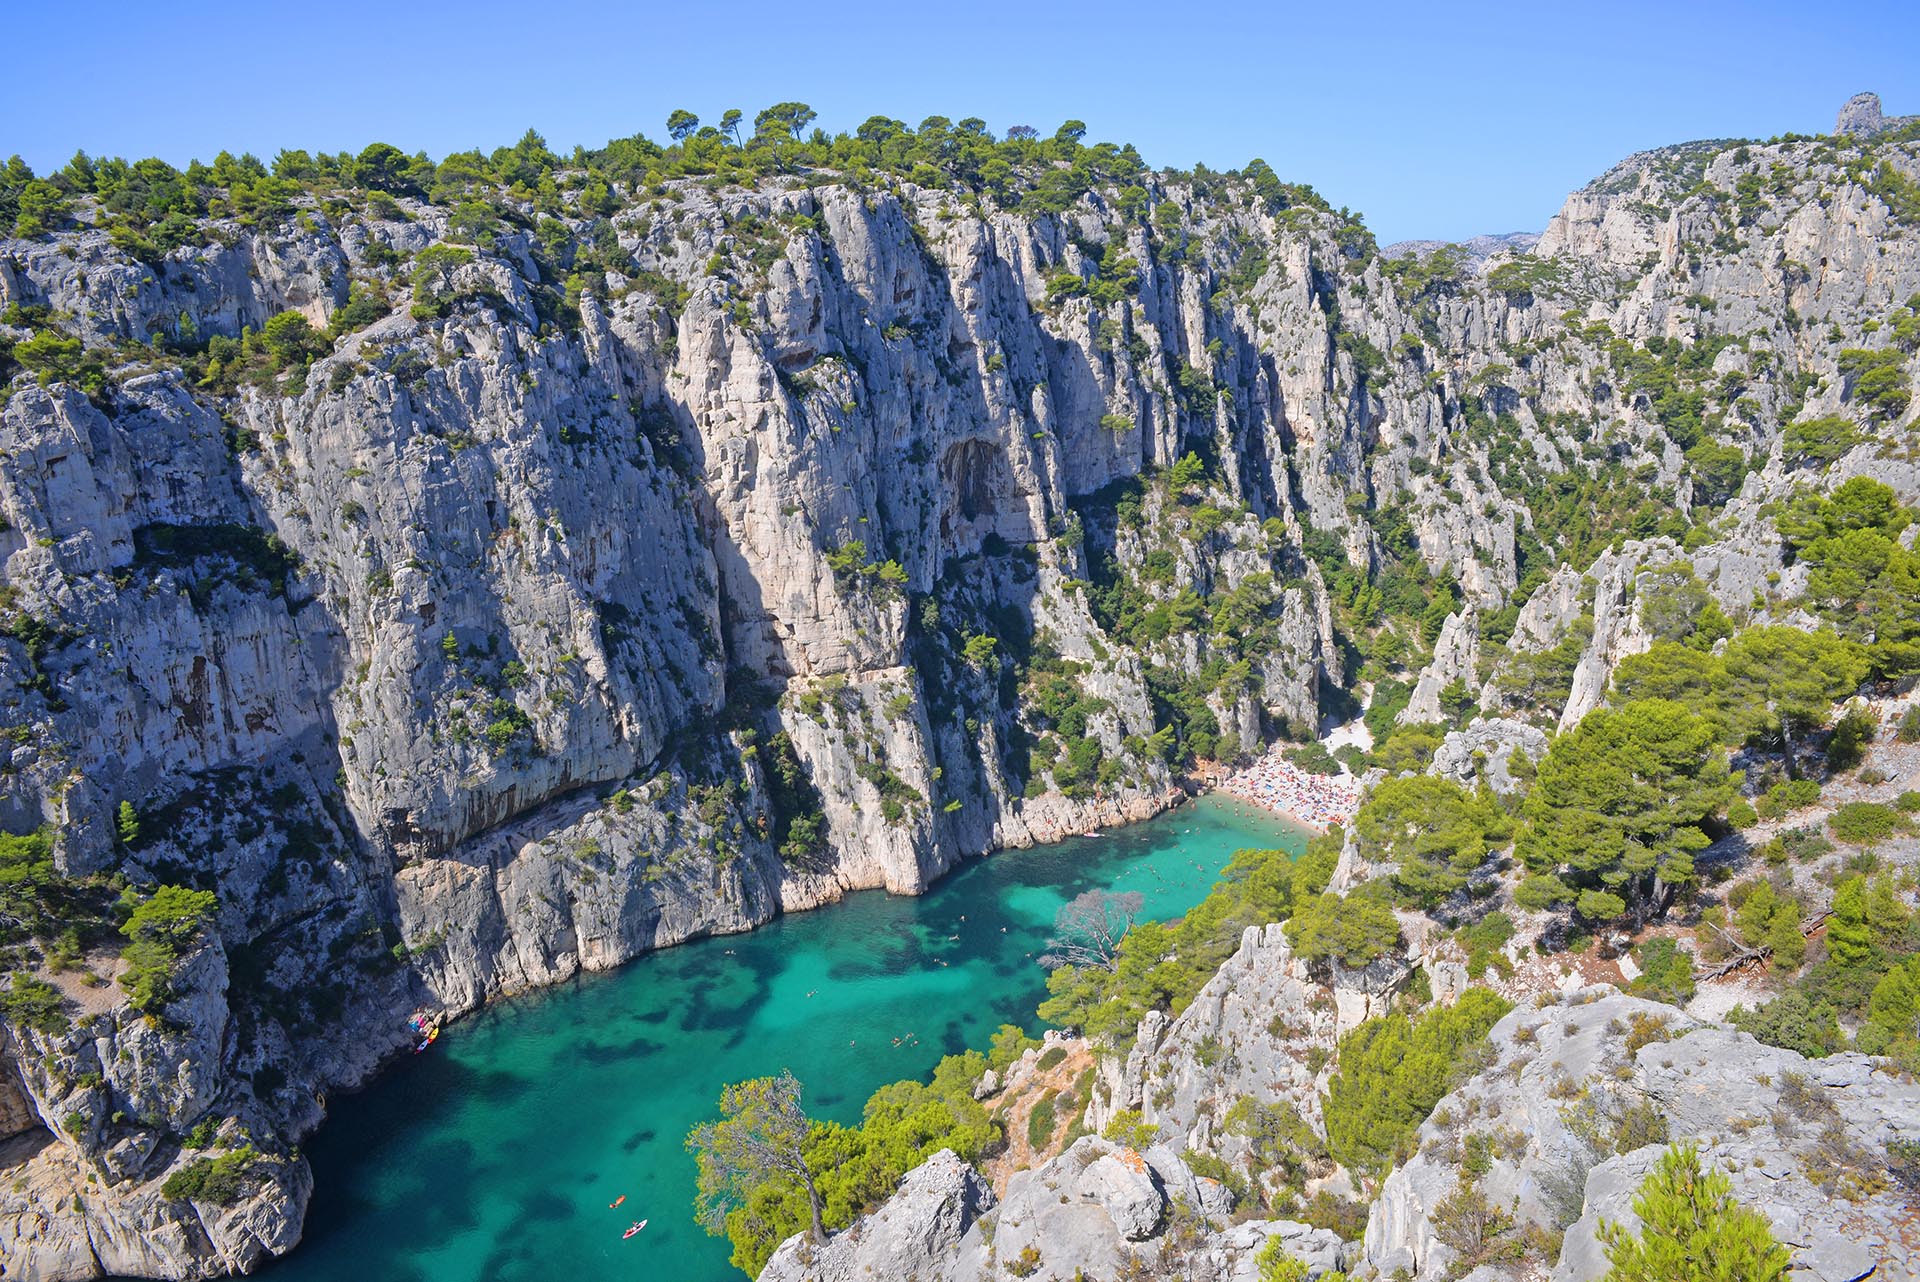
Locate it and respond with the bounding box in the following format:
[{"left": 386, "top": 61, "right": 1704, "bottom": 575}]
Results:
[{"left": 255, "top": 796, "right": 1303, "bottom": 1282}]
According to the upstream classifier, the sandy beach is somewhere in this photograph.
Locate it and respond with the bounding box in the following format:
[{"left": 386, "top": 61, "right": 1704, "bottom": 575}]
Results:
[{"left": 1217, "top": 748, "right": 1360, "bottom": 831}]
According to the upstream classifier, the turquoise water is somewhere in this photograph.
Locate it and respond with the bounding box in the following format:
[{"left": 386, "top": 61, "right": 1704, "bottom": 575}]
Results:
[{"left": 263, "top": 796, "right": 1302, "bottom": 1282}]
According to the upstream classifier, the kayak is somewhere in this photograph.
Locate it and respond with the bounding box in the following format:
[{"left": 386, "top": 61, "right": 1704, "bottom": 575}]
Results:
[{"left": 622, "top": 1220, "right": 648, "bottom": 1240}]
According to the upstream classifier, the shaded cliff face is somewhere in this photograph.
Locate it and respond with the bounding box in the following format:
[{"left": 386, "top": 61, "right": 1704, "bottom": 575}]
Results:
[{"left": 0, "top": 108, "right": 1916, "bottom": 1276}]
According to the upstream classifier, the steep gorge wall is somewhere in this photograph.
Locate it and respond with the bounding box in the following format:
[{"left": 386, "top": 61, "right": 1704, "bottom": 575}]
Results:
[
  {"left": 0, "top": 107, "right": 1917, "bottom": 1276},
  {"left": 0, "top": 172, "right": 1360, "bottom": 1275}
]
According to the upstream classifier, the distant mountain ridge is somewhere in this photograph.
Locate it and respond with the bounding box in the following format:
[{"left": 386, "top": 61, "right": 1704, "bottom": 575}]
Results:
[{"left": 1380, "top": 230, "right": 1541, "bottom": 262}]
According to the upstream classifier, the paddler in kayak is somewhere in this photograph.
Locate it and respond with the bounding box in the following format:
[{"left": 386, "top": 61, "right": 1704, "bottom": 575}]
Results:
[{"left": 622, "top": 1219, "right": 647, "bottom": 1239}]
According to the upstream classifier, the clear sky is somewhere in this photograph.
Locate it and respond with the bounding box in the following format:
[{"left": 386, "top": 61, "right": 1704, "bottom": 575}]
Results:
[{"left": 4, "top": 0, "right": 1916, "bottom": 244}]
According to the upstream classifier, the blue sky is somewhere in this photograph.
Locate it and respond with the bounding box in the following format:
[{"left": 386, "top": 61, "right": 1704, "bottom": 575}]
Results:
[{"left": 4, "top": 0, "right": 1916, "bottom": 243}]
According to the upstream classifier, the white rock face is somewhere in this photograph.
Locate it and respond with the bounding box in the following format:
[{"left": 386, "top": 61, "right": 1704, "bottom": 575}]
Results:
[
  {"left": 1427, "top": 717, "right": 1548, "bottom": 795},
  {"left": 1094, "top": 924, "right": 1342, "bottom": 1152},
  {"left": 769, "top": 1137, "right": 1339, "bottom": 1282},
  {"left": 1402, "top": 609, "right": 1479, "bottom": 725},
  {"left": 0, "top": 175, "right": 1350, "bottom": 1271},
  {"left": 759, "top": 1148, "right": 995, "bottom": 1282},
  {"left": 1360, "top": 990, "right": 1920, "bottom": 1282},
  {"left": 3, "top": 93, "right": 1919, "bottom": 1277}
]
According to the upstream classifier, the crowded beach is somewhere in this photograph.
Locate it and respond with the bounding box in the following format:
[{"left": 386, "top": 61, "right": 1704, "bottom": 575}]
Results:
[{"left": 1218, "top": 749, "right": 1360, "bottom": 830}]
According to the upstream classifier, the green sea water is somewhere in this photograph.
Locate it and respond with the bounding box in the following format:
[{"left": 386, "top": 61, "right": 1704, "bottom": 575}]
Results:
[{"left": 261, "top": 796, "right": 1303, "bottom": 1282}]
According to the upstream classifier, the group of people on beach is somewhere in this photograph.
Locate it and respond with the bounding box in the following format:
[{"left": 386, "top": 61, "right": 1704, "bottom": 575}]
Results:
[{"left": 1219, "top": 750, "right": 1359, "bottom": 830}]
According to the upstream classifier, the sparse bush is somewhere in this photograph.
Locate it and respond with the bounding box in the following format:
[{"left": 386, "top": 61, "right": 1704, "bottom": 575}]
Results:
[
  {"left": 1026, "top": 1090, "right": 1059, "bottom": 1149},
  {"left": 1101, "top": 1108, "right": 1160, "bottom": 1150}
]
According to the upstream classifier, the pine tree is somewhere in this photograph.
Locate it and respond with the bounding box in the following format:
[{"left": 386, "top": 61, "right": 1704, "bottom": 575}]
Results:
[
  {"left": 1866, "top": 874, "right": 1912, "bottom": 938},
  {"left": 1514, "top": 699, "right": 1733, "bottom": 924},
  {"left": 1599, "top": 1144, "right": 1790, "bottom": 1282},
  {"left": 115, "top": 800, "right": 141, "bottom": 847},
  {"left": 1826, "top": 876, "right": 1873, "bottom": 967}
]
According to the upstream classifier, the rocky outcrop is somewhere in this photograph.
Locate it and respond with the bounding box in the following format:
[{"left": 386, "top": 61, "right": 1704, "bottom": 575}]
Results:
[
  {"left": 1427, "top": 717, "right": 1548, "bottom": 795},
  {"left": 763, "top": 1139, "right": 1347, "bottom": 1282},
  {"left": 1836, "top": 91, "right": 1919, "bottom": 138},
  {"left": 1089, "top": 916, "right": 1417, "bottom": 1196},
  {"left": 1, "top": 1140, "right": 310, "bottom": 1282},
  {"left": 1361, "top": 989, "right": 1920, "bottom": 1282},
  {"left": 1093, "top": 925, "right": 1341, "bottom": 1155},
  {"left": 0, "top": 161, "right": 1345, "bottom": 1271},
  {"left": 1402, "top": 610, "right": 1479, "bottom": 725},
  {"left": 759, "top": 1148, "right": 994, "bottom": 1282}
]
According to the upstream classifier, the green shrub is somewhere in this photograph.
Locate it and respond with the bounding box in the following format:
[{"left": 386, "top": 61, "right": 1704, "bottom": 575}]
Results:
[
  {"left": 1836, "top": 347, "right": 1912, "bottom": 424},
  {"left": 1829, "top": 802, "right": 1901, "bottom": 846},
  {"left": 1728, "top": 990, "right": 1842, "bottom": 1058},
  {"left": 1629, "top": 937, "right": 1696, "bottom": 1006},
  {"left": 987, "top": 1024, "right": 1039, "bottom": 1071},
  {"left": 1101, "top": 1108, "right": 1160, "bottom": 1150},
  {"left": 1457, "top": 912, "right": 1516, "bottom": 980},
  {"left": 1514, "top": 699, "right": 1733, "bottom": 922},
  {"left": 1354, "top": 775, "right": 1508, "bottom": 907},
  {"left": 1323, "top": 987, "right": 1511, "bottom": 1180},
  {"left": 1026, "top": 1090, "right": 1059, "bottom": 1149},
  {"left": 13, "top": 330, "right": 106, "bottom": 397},
  {"left": 1755, "top": 777, "right": 1819, "bottom": 820},
  {"left": 1825, "top": 704, "right": 1878, "bottom": 771},
  {"left": 161, "top": 1148, "right": 259, "bottom": 1205},
  {"left": 1781, "top": 415, "right": 1858, "bottom": 467},
  {"left": 1286, "top": 889, "right": 1400, "bottom": 970},
  {"left": 260, "top": 311, "right": 326, "bottom": 370},
  {"left": 118, "top": 884, "right": 219, "bottom": 1013},
  {"left": 1598, "top": 1144, "right": 1790, "bottom": 1281},
  {"left": 0, "top": 975, "right": 69, "bottom": 1033}
]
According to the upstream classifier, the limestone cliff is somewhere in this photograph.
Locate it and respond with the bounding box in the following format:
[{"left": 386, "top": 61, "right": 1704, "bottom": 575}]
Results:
[{"left": 0, "top": 95, "right": 1917, "bottom": 1276}]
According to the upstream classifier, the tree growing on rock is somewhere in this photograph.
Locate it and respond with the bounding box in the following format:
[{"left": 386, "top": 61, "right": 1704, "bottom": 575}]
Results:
[
  {"left": 666, "top": 109, "right": 700, "bottom": 142},
  {"left": 1598, "top": 1143, "right": 1789, "bottom": 1282},
  {"left": 754, "top": 102, "right": 818, "bottom": 143},
  {"left": 1777, "top": 477, "right": 1920, "bottom": 677},
  {"left": 1323, "top": 988, "right": 1510, "bottom": 1182},
  {"left": 1285, "top": 888, "right": 1401, "bottom": 969},
  {"left": 118, "top": 884, "right": 219, "bottom": 1013},
  {"left": 1721, "top": 626, "right": 1868, "bottom": 766},
  {"left": 688, "top": 1070, "right": 828, "bottom": 1250},
  {"left": 1353, "top": 775, "right": 1509, "bottom": 907},
  {"left": 1513, "top": 699, "right": 1733, "bottom": 926}
]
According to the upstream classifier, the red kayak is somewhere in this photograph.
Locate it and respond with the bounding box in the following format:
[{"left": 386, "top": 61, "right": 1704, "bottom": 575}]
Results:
[{"left": 622, "top": 1220, "right": 648, "bottom": 1240}]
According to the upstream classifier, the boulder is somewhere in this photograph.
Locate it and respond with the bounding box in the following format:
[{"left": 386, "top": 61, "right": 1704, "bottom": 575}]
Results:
[{"left": 759, "top": 1149, "right": 995, "bottom": 1282}]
